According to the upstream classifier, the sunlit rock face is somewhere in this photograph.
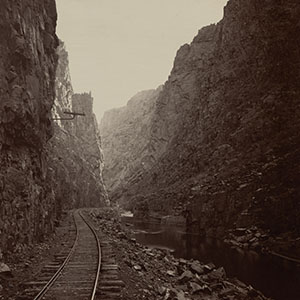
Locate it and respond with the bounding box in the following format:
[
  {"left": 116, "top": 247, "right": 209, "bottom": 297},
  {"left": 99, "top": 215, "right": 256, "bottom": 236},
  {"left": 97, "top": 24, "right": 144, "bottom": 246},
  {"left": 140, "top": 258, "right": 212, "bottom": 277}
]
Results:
[
  {"left": 71, "top": 92, "right": 109, "bottom": 207},
  {"left": 0, "top": 0, "right": 59, "bottom": 253},
  {"left": 52, "top": 41, "right": 73, "bottom": 128},
  {"left": 108, "top": 0, "right": 300, "bottom": 235},
  {"left": 100, "top": 86, "right": 162, "bottom": 201},
  {"left": 49, "top": 41, "right": 109, "bottom": 209}
]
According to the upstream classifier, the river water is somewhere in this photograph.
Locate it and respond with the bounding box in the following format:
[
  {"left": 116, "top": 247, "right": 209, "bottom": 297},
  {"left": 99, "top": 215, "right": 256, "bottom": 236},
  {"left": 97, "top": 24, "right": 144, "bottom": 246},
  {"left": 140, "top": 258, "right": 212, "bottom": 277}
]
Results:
[{"left": 122, "top": 217, "right": 300, "bottom": 300}]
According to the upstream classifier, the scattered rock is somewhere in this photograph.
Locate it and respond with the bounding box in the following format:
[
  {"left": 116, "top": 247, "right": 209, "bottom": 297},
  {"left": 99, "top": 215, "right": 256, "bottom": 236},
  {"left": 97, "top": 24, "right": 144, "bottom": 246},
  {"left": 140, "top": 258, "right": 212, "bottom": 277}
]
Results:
[
  {"left": 124, "top": 258, "right": 132, "bottom": 267},
  {"left": 0, "top": 263, "right": 11, "bottom": 274},
  {"left": 190, "top": 261, "right": 204, "bottom": 275},
  {"left": 189, "top": 282, "right": 202, "bottom": 294},
  {"left": 89, "top": 208, "right": 270, "bottom": 300},
  {"left": 178, "top": 270, "right": 194, "bottom": 284},
  {"left": 117, "top": 232, "right": 126, "bottom": 239},
  {"left": 176, "top": 290, "right": 189, "bottom": 300},
  {"left": 208, "top": 267, "right": 226, "bottom": 280},
  {"left": 157, "top": 285, "right": 167, "bottom": 296},
  {"left": 166, "top": 270, "right": 176, "bottom": 277},
  {"left": 142, "top": 288, "right": 150, "bottom": 295},
  {"left": 204, "top": 262, "right": 216, "bottom": 272},
  {"left": 0, "top": 263, "right": 13, "bottom": 278},
  {"left": 133, "top": 265, "right": 142, "bottom": 271}
]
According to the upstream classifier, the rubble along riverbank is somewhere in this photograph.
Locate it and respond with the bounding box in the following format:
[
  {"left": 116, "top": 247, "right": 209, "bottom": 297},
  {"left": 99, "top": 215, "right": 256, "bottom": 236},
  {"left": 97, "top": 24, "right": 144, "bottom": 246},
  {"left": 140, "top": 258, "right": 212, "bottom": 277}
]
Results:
[
  {"left": 88, "top": 208, "right": 271, "bottom": 300},
  {"left": 122, "top": 216, "right": 300, "bottom": 300}
]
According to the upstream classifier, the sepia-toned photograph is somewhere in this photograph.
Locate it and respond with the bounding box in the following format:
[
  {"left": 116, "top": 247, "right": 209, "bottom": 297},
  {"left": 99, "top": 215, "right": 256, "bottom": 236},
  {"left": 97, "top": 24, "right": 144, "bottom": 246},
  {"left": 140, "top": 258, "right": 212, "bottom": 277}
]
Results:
[{"left": 0, "top": 0, "right": 299, "bottom": 299}]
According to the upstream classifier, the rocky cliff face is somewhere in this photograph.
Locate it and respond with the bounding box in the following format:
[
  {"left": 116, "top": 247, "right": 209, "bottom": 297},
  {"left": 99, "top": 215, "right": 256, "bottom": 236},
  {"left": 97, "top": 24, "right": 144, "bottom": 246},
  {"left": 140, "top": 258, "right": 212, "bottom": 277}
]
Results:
[
  {"left": 70, "top": 92, "right": 109, "bottom": 207},
  {"left": 0, "top": 0, "right": 58, "bottom": 254},
  {"left": 100, "top": 87, "right": 162, "bottom": 199},
  {"left": 49, "top": 42, "right": 109, "bottom": 209},
  {"left": 52, "top": 41, "right": 73, "bottom": 126},
  {"left": 105, "top": 0, "right": 300, "bottom": 236}
]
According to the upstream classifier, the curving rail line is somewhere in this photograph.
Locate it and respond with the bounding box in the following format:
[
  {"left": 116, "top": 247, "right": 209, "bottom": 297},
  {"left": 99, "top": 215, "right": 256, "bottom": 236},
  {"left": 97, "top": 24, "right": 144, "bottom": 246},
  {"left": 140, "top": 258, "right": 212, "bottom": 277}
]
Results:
[
  {"left": 33, "top": 210, "right": 101, "bottom": 300},
  {"left": 79, "top": 210, "right": 102, "bottom": 300}
]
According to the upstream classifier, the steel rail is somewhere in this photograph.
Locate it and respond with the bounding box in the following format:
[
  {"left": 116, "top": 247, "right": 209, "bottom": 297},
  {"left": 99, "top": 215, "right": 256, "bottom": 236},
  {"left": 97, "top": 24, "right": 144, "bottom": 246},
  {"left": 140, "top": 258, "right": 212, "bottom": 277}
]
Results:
[
  {"left": 32, "top": 210, "right": 101, "bottom": 300},
  {"left": 33, "top": 211, "right": 79, "bottom": 300},
  {"left": 78, "top": 210, "right": 102, "bottom": 300}
]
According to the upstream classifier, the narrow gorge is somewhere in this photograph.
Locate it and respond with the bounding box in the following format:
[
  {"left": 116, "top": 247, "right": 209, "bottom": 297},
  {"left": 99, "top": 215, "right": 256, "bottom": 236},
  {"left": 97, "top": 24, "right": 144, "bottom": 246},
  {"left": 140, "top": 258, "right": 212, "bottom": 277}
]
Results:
[
  {"left": 0, "top": 0, "right": 299, "bottom": 299},
  {"left": 101, "top": 0, "right": 300, "bottom": 240}
]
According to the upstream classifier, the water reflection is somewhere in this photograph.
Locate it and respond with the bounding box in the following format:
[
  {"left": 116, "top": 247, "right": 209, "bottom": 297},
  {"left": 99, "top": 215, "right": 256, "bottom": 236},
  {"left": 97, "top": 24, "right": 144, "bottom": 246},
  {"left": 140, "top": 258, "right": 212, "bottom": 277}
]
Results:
[{"left": 123, "top": 218, "right": 300, "bottom": 300}]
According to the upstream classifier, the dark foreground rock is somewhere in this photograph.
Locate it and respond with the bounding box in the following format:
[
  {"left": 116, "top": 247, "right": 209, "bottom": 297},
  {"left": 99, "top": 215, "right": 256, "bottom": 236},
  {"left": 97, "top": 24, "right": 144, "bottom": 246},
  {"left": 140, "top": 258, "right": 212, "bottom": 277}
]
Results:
[
  {"left": 89, "top": 208, "right": 271, "bottom": 300},
  {"left": 0, "top": 0, "right": 59, "bottom": 256}
]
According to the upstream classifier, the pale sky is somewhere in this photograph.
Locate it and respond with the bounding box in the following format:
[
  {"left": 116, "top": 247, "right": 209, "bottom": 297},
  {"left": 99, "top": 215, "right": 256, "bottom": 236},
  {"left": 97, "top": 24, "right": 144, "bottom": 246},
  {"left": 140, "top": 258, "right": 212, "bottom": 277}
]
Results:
[{"left": 56, "top": 0, "right": 228, "bottom": 121}]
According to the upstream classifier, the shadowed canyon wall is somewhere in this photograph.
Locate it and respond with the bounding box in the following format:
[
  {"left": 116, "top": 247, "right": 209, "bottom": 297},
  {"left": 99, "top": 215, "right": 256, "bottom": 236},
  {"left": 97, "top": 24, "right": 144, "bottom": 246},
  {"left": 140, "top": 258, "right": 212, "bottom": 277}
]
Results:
[
  {"left": 0, "top": 0, "right": 59, "bottom": 254},
  {"left": 101, "top": 0, "right": 300, "bottom": 236},
  {"left": 0, "top": 9, "right": 108, "bottom": 255}
]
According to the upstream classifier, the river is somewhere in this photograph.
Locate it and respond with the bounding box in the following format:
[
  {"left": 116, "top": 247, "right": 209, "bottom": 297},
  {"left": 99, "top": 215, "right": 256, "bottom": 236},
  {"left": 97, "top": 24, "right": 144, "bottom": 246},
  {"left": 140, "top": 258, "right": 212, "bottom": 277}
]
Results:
[{"left": 122, "top": 216, "right": 300, "bottom": 300}]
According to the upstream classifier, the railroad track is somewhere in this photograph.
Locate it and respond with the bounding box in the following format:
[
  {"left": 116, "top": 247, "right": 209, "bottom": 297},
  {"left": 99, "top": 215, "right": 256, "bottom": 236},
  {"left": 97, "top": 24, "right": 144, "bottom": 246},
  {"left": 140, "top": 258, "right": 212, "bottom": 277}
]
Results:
[
  {"left": 18, "top": 210, "right": 124, "bottom": 300},
  {"left": 35, "top": 210, "right": 101, "bottom": 300},
  {"left": 18, "top": 210, "right": 102, "bottom": 300}
]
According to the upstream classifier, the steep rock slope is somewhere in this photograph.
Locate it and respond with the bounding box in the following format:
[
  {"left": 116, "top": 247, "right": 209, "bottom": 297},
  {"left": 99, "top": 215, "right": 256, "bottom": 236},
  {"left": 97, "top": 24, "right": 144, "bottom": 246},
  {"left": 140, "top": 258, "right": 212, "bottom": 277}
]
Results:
[
  {"left": 100, "top": 87, "right": 162, "bottom": 197},
  {"left": 49, "top": 42, "right": 109, "bottom": 208},
  {"left": 52, "top": 41, "right": 73, "bottom": 123},
  {"left": 118, "top": 0, "right": 300, "bottom": 235},
  {"left": 0, "top": 0, "right": 58, "bottom": 254}
]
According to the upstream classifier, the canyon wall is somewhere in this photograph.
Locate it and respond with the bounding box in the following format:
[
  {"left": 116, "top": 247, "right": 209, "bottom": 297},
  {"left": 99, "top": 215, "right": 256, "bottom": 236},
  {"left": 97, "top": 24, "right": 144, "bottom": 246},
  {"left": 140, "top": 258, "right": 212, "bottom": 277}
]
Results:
[
  {"left": 49, "top": 41, "right": 109, "bottom": 209},
  {"left": 100, "top": 87, "right": 162, "bottom": 199},
  {"left": 102, "top": 0, "right": 300, "bottom": 235},
  {"left": 0, "top": 8, "right": 109, "bottom": 256},
  {"left": 0, "top": 0, "right": 59, "bottom": 254}
]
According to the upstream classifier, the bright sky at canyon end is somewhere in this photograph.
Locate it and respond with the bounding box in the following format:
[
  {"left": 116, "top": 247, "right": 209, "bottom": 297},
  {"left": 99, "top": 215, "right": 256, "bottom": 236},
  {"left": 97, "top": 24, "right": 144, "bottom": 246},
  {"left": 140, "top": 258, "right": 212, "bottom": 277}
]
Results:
[{"left": 56, "top": 0, "right": 228, "bottom": 120}]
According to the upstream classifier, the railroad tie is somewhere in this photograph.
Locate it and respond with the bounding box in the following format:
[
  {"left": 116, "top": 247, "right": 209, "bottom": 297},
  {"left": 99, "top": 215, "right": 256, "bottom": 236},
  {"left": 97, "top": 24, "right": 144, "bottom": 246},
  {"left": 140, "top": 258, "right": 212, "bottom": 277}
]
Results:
[{"left": 16, "top": 210, "right": 126, "bottom": 300}]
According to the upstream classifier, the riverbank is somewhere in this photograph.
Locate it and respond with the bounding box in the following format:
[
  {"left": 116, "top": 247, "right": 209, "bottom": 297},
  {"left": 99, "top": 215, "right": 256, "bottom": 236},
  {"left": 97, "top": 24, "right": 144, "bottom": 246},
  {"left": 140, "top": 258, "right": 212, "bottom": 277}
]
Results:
[
  {"left": 132, "top": 210, "right": 300, "bottom": 266},
  {"left": 224, "top": 226, "right": 300, "bottom": 261},
  {"left": 123, "top": 212, "right": 300, "bottom": 300},
  {"left": 89, "top": 208, "right": 270, "bottom": 300}
]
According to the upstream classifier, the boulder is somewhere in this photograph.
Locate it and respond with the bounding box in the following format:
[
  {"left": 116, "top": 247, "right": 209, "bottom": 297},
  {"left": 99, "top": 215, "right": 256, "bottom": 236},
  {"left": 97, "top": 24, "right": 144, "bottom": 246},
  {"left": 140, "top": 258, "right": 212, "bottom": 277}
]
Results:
[
  {"left": 0, "top": 263, "right": 11, "bottom": 274},
  {"left": 178, "top": 270, "right": 194, "bottom": 284},
  {"left": 207, "top": 267, "right": 226, "bottom": 281},
  {"left": 190, "top": 261, "right": 205, "bottom": 275},
  {"left": 166, "top": 270, "right": 176, "bottom": 277},
  {"left": 157, "top": 285, "right": 167, "bottom": 296},
  {"left": 0, "top": 263, "right": 13, "bottom": 278},
  {"left": 189, "top": 282, "right": 202, "bottom": 294},
  {"left": 133, "top": 265, "right": 142, "bottom": 271},
  {"left": 204, "top": 262, "right": 216, "bottom": 272}
]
